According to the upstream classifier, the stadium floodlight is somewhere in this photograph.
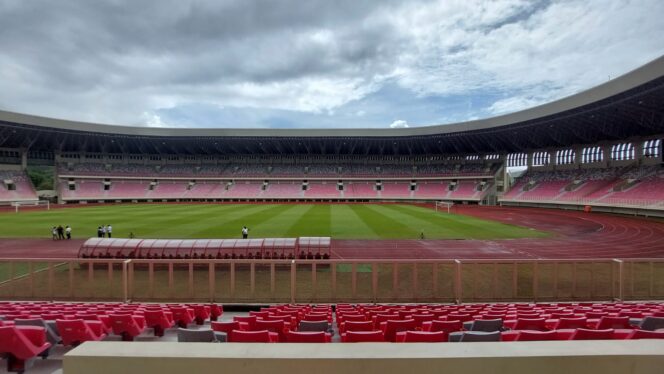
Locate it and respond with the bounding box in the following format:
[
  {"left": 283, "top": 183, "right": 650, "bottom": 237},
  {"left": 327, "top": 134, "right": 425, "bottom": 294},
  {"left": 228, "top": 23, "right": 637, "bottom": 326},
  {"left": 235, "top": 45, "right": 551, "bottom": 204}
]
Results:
[
  {"left": 11, "top": 200, "right": 50, "bottom": 213},
  {"left": 435, "top": 201, "right": 454, "bottom": 214}
]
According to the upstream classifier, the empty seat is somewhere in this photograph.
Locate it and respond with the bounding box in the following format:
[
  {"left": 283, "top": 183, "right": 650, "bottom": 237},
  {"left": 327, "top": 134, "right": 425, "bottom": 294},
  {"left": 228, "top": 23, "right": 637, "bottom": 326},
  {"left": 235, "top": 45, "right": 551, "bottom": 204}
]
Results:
[
  {"left": 595, "top": 316, "right": 631, "bottom": 330},
  {"left": 0, "top": 326, "right": 51, "bottom": 373},
  {"left": 286, "top": 331, "right": 331, "bottom": 343},
  {"left": 253, "top": 319, "right": 288, "bottom": 342},
  {"left": 396, "top": 331, "right": 447, "bottom": 343},
  {"left": 169, "top": 307, "right": 194, "bottom": 328},
  {"left": 14, "top": 318, "right": 61, "bottom": 346},
  {"left": 211, "top": 321, "right": 242, "bottom": 335},
  {"left": 450, "top": 319, "right": 503, "bottom": 342},
  {"left": 511, "top": 318, "right": 548, "bottom": 331},
  {"left": 109, "top": 314, "right": 145, "bottom": 341},
  {"left": 177, "top": 328, "right": 224, "bottom": 343},
  {"left": 209, "top": 304, "right": 223, "bottom": 321},
  {"left": 627, "top": 329, "right": 664, "bottom": 340},
  {"left": 551, "top": 317, "right": 587, "bottom": 330},
  {"left": 457, "top": 331, "right": 501, "bottom": 342},
  {"left": 571, "top": 328, "right": 615, "bottom": 340},
  {"left": 515, "top": 330, "right": 559, "bottom": 341},
  {"left": 298, "top": 320, "right": 331, "bottom": 333},
  {"left": 637, "top": 316, "right": 664, "bottom": 331},
  {"left": 342, "top": 331, "right": 385, "bottom": 342},
  {"left": 189, "top": 305, "right": 211, "bottom": 325},
  {"left": 381, "top": 319, "right": 418, "bottom": 342},
  {"left": 229, "top": 330, "right": 278, "bottom": 343},
  {"left": 143, "top": 310, "right": 175, "bottom": 337},
  {"left": 343, "top": 321, "right": 375, "bottom": 332},
  {"left": 56, "top": 319, "right": 107, "bottom": 346}
]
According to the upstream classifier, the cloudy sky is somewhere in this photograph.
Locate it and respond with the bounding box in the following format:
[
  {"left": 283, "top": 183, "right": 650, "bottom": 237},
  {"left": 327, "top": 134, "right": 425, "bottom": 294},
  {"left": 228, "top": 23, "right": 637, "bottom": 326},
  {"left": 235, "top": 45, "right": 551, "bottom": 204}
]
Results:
[{"left": 0, "top": 0, "right": 663, "bottom": 129}]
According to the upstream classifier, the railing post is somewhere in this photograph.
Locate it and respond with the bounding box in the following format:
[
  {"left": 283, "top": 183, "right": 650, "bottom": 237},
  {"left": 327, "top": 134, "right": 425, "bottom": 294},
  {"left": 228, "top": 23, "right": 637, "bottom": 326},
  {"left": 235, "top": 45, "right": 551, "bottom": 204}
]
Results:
[
  {"left": 614, "top": 259, "right": 624, "bottom": 301},
  {"left": 250, "top": 262, "right": 256, "bottom": 298},
  {"left": 454, "top": 260, "right": 462, "bottom": 304},
  {"left": 290, "top": 260, "right": 296, "bottom": 304},
  {"left": 188, "top": 262, "right": 194, "bottom": 299},
  {"left": 230, "top": 262, "right": 236, "bottom": 300},
  {"left": 371, "top": 263, "right": 378, "bottom": 303},
  {"left": 122, "top": 260, "right": 131, "bottom": 303},
  {"left": 351, "top": 263, "right": 357, "bottom": 300},
  {"left": 533, "top": 261, "right": 539, "bottom": 302},
  {"left": 148, "top": 262, "right": 154, "bottom": 299},
  {"left": 208, "top": 263, "right": 215, "bottom": 302}
]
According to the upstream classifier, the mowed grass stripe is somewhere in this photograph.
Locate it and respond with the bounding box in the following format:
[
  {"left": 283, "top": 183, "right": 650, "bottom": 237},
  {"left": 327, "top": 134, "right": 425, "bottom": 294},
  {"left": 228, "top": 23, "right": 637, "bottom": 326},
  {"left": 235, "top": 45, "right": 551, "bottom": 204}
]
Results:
[
  {"left": 285, "top": 204, "right": 331, "bottom": 237},
  {"left": 330, "top": 205, "right": 380, "bottom": 239},
  {"left": 213, "top": 204, "right": 304, "bottom": 238},
  {"left": 349, "top": 204, "right": 419, "bottom": 239},
  {"left": 372, "top": 204, "right": 465, "bottom": 239}
]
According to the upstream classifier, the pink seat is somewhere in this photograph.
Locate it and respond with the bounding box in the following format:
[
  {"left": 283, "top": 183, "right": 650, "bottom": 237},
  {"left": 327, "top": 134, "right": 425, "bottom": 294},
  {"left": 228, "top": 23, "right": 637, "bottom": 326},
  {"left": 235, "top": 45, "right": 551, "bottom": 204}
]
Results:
[
  {"left": 396, "top": 331, "right": 447, "bottom": 343},
  {"left": 229, "top": 330, "right": 278, "bottom": 343},
  {"left": 286, "top": 331, "right": 331, "bottom": 343},
  {"left": 342, "top": 331, "right": 385, "bottom": 342},
  {"left": 0, "top": 326, "right": 51, "bottom": 373}
]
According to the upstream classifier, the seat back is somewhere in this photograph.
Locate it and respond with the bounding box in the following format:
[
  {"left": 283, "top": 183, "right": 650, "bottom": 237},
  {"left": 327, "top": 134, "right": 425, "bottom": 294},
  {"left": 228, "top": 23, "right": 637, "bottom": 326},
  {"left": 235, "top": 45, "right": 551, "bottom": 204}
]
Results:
[
  {"left": 596, "top": 316, "right": 631, "bottom": 330},
  {"left": 383, "top": 319, "right": 417, "bottom": 342},
  {"left": 15, "top": 318, "right": 60, "bottom": 345},
  {"left": 516, "top": 330, "right": 558, "bottom": 341},
  {"left": 469, "top": 319, "right": 503, "bottom": 332},
  {"left": 286, "top": 331, "right": 329, "bottom": 343},
  {"left": 514, "top": 318, "right": 547, "bottom": 331},
  {"left": 211, "top": 321, "right": 240, "bottom": 334},
  {"left": 458, "top": 331, "right": 501, "bottom": 342},
  {"left": 177, "top": 328, "right": 215, "bottom": 342},
  {"left": 571, "top": 328, "right": 614, "bottom": 340},
  {"left": 298, "top": 320, "right": 329, "bottom": 332},
  {"left": 402, "top": 331, "right": 446, "bottom": 343},
  {"left": 429, "top": 320, "right": 463, "bottom": 333},
  {"left": 0, "top": 326, "right": 47, "bottom": 360},
  {"left": 56, "top": 319, "right": 92, "bottom": 346},
  {"left": 230, "top": 330, "right": 272, "bottom": 343},
  {"left": 555, "top": 317, "right": 587, "bottom": 330},
  {"left": 344, "top": 331, "right": 385, "bottom": 342},
  {"left": 639, "top": 317, "right": 664, "bottom": 331},
  {"left": 234, "top": 315, "right": 257, "bottom": 329},
  {"left": 254, "top": 319, "right": 284, "bottom": 332},
  {"left": 344, "top": 321, "right": 374, "bottom": 332},
  {"left": 628, "top": 329, "right": 664, "bottom": 339}
]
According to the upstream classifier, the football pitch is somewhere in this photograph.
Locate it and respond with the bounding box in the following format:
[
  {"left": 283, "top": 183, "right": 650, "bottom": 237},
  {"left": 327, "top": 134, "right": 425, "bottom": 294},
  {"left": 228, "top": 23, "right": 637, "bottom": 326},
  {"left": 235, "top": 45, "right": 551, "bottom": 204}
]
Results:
[{"left": 0, "top": 203, "right": 548, "bottom": 240}]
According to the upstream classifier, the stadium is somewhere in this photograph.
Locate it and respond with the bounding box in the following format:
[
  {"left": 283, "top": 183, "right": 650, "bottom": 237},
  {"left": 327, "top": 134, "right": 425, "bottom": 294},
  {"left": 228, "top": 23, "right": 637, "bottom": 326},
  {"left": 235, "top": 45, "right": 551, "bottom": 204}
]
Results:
[{"left": 1, "top": 2, "right": 664, "bottom": 374}]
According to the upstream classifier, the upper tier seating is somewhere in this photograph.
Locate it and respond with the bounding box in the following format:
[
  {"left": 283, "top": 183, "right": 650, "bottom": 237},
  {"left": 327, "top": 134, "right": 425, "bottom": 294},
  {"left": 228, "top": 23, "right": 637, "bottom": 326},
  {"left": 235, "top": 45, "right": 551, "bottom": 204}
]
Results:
[{"left": 0, "top": 171, "right": 38, "bottom": 202}]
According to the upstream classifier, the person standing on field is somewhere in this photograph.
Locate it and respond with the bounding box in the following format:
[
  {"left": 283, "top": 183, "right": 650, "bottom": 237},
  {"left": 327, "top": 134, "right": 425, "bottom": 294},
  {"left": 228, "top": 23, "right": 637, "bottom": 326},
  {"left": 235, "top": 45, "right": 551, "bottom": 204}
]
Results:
[
  {"left": 107, "top": 224, "right": 112, "bottom": 238},
  {"left": 101, "top": 225, "right": 107, "bottom": 238},
  {"left": 66, "top": 225, "right": 72, "bottom": 240},
  {"left": 57, "top": 225, "right": 65, "bottom": 240},
  {"left": 241, "top": 226, "right": 249, "bottom": 239},
  {"left": 52, "top": 226, "right": 58, "bottom": 240}
]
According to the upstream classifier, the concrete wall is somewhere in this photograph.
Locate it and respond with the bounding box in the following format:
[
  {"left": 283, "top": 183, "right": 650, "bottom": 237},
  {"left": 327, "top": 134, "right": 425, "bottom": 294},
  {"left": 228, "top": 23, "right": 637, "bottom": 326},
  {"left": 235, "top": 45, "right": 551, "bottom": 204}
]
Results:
[{"left": 64, "top": 341, "right": 664, "bottom": 374}]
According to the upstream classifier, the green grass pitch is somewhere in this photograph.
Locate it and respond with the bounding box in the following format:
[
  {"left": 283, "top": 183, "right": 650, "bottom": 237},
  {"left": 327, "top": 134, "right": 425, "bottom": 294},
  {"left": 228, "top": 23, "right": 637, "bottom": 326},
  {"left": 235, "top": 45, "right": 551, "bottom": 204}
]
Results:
[{"left": 0, "top": 203, "right": 548, "bottom": 240}]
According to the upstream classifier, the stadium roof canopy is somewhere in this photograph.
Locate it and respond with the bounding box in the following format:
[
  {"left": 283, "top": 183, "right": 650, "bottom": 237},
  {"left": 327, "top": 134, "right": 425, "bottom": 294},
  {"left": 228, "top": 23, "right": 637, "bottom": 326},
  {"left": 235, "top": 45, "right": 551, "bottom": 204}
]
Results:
[{"left": 1, "top": 56, "right": 663, "bottom": 156}]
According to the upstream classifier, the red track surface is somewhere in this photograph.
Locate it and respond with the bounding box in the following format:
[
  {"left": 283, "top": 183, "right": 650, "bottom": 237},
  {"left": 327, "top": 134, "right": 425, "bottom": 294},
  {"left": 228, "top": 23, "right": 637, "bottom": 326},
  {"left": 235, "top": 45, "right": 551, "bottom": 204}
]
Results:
[{"left": 1, "top": 206, "right": 663, "bottom": 259}]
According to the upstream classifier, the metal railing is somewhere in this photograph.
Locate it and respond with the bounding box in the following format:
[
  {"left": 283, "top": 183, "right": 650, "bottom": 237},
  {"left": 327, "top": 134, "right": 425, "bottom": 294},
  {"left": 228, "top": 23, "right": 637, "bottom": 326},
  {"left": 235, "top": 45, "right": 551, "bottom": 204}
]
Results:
[{"left": 0, "top": 258, "right": 662, "bottom": 303}]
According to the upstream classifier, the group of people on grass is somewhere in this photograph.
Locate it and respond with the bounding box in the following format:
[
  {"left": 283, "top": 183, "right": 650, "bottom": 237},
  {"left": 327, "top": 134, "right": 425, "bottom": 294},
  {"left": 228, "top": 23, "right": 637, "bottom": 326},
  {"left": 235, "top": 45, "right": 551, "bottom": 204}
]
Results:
[
  {"left": 51, "top": 225, "right": 71, "bottom": 240},
  {"left": 97, "top": 224, "right": 113, "bottom": 238}
]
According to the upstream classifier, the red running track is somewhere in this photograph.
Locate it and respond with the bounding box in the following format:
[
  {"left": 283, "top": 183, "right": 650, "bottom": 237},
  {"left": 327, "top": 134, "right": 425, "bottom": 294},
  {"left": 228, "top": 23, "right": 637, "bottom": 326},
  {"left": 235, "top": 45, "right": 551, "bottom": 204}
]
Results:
[{"left": 0, "top": 206, "right": 663, "bottom": 260}]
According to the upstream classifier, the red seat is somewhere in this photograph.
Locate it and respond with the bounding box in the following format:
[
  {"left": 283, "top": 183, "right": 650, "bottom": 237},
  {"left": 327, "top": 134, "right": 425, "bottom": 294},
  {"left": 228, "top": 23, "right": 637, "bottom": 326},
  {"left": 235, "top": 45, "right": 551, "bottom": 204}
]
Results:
[
  {"left": 551, "top": 317, "right": 587, "bottom": 330},
  {"left": 286, "top": 331, "right": 331, "bottom": 343},
  {"left": 341, "top": 331, "right": 385, "bottom": 342},
  {"left": 229, "top": 330, "right": 278, "bottom": 343},
  {"left": 426, "top": 320, "right": 464, "bottom": 336},
  {"left": 211, "top": 321, "right": 242, "bottom": 335},
  {"left": 627, "top": 329, "right": 664, "bottom": 339},
  {"left": 380, "top": 319, "right": 418, "bottom": 342},
  {"left": 571, "top": 328, "right": 615, "bottom": 340},
  {"left": 209, "top": 304, "right": 223, "bottom": 321},
  {"left": 446, "top": 313, "right": 473, "bottom": 323},
  {"left": 515, "top": 330, "right": 559, "bottom": 341},
  {"left": 511, "top": 318, "right": 548, "bottom": 331},
  {"left": 189, "top": 305, "right": 210, "bottom": 325},
  {"left": 343, "top": 321, "right": 375, "bottom": 332},
  {"left": 0, "top": 326, "right": 51, "bottom": 373},
  {"left": 169, "top": 307, "right": 194, "bottom": 328},
  {"left": 143, "top": 310, "right": 175, "bottom": 337},
  {"left": 253, "top": 319, "right": 288, "bottom": 341},
  {"left": 396, "top": 331, "right": 446, "bottom": 343},
  {"left": 56, "top": 319, "right": 107, "bottom": 346},
  {"left": 372, "top": 314, "right": 399, "bottom": 329},
  {"left": 234, "top": 315, "right": 258, "bottom": 330},
  {"left": 595, "top": 316, "right": 631, "bottom": 330},
  {"left": 109, "top": 314, "right": 145, "bottom": 341}
]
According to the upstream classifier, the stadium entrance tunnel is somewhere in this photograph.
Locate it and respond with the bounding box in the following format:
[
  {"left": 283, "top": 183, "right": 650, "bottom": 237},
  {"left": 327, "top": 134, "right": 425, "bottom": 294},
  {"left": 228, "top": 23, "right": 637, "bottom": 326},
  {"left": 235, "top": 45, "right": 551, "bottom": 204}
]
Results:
[{"left": 77, "top": 237, "right": 331, "bottom": 260}]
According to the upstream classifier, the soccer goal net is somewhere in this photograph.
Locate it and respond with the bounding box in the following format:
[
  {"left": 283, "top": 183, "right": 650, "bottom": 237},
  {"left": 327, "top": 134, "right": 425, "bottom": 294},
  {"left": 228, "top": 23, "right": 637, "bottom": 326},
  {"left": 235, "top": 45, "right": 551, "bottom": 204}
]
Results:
[
  {"left": 11, "top": 200, "right": 50, "bottom": 213},
  {"left": 434, "top": 201, "right": 454, "bottom": 214}
]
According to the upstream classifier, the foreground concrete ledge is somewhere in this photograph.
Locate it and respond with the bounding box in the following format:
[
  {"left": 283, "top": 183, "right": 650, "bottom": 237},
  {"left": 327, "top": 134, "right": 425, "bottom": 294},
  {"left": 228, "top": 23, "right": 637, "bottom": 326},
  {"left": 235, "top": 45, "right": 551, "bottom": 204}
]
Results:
[{"left": 64, "top": 340, "right": 664, "bottom": 374}]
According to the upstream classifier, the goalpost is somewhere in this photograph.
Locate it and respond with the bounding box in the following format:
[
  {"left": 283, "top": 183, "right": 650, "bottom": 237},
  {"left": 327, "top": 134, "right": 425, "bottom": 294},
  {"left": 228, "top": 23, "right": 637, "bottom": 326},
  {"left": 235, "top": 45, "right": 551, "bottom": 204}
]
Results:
[
  {"left": 434, "top": 201, "right": 454, "bottom": 214},
  {"left": 11, "top": 200, "right": 50, "bottom": 213}
]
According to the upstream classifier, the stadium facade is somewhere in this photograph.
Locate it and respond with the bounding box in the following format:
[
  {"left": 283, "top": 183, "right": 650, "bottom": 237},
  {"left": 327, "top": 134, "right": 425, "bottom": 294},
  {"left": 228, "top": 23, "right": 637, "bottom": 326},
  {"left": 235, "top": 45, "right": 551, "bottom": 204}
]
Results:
[{"left": 0, "top": 56, "right": 663, "bottom": 214}]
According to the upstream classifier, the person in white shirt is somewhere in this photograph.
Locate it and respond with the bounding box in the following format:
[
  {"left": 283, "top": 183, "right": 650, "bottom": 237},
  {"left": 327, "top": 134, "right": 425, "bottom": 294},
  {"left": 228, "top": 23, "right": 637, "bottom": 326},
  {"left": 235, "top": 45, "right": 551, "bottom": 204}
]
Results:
[
  {"left": 65, "top": 225, "right": 72, "bottom": 240},
  {"left": 107, "top": 224, "right": 112, "bottom": 238},
  {"left": 241, "top": 226, "right": 249, "bottom": 239},
  {"left": 101, "top": 225, "right": 107, "bottom": 238}
]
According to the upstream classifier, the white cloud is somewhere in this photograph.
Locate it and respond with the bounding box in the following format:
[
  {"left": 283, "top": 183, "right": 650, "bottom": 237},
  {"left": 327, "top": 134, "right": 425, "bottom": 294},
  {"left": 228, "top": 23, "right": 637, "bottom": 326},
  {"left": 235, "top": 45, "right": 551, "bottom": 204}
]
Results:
[{"left": 389, "top": 119, "right": 409, "bottom": 128}]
